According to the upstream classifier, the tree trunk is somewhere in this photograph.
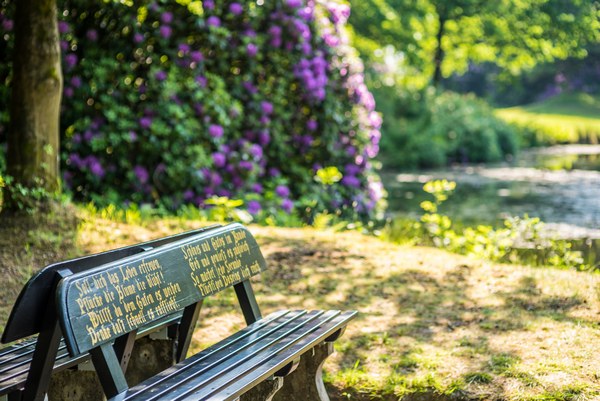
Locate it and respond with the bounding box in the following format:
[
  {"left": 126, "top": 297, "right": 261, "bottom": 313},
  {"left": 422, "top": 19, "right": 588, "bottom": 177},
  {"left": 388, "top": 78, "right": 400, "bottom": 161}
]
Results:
[
  {"left": 432, "top": 14, "right": 446, "bottom": 87},
  {"left": 5, "top": 0, "right": 62, "bottom": 206}
]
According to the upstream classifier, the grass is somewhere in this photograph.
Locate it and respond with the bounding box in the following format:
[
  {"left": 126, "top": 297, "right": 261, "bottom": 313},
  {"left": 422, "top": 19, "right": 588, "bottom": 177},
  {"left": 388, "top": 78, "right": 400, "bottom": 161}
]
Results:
[
  {"left": 1, "top": 205, "right": 600, "bottom": 400},
  {"left": 496, "top": 92, "right": 600, "bottom": 145}
]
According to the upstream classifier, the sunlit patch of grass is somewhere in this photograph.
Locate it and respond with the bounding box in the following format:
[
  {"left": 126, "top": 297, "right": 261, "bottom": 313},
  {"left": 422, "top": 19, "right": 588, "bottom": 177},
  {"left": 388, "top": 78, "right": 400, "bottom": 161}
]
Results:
[{"left": 496, "top": 92, "right": 600, "bottom": 145}]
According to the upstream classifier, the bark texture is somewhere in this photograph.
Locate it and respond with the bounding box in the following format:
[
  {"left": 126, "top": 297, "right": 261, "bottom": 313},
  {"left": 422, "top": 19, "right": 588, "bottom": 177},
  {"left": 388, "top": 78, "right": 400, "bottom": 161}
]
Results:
[{"left": 7, "top": 0, "right": 62, "bottom": 194}]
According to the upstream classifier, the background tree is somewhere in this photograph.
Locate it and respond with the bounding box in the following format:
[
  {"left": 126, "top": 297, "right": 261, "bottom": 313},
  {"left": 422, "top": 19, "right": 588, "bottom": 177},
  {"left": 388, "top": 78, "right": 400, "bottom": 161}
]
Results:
[
  {"left": 349, "top": 0, "right": 600, "bottom": 86},
  {"left": 4, "top": 0, "right": 62, "bottom": 211}
]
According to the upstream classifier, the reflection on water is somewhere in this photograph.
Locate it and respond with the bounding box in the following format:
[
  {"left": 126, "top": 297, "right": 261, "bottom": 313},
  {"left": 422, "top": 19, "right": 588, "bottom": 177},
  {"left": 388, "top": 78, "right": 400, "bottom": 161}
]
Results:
[{"left": 382, "top": 145, "right": 600, "bottom": 266}]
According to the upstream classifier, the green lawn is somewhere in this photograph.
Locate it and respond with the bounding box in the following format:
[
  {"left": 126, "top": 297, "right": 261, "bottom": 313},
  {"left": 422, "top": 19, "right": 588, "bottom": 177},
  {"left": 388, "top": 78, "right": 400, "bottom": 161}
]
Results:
[{"left": 496, "top": 92, "right": 600, "bottom": 145}]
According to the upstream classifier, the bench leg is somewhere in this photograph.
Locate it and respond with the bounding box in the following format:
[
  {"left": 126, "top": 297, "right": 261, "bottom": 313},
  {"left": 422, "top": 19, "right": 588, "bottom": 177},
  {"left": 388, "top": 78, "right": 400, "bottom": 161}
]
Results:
[
  {"left": 239, "top": 377, "right": 283, "bottom": 401},
  {"left": 272, "top": 342, "right": 334, "bottom": 401}
]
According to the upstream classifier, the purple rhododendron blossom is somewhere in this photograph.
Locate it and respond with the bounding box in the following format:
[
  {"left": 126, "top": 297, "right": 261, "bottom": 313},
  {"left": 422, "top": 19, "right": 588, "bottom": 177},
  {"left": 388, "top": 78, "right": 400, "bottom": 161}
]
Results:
[
  {"left": 247, "top": 200, "right": 261, "bottom": 215},
  {"left": 249, "top": 144, "right": 263, "bottom": 159},
  {"left": 191, "top": 50, "right": 204, "bottom": 62},
  {"left": 134, "top": 33, "right": 144, "bottom": 43},
  {"left": 211, "top": 172, "right": 223, "bottom": 186},
  {"left": 60, "top": 40, "right": 69, "bottom": 51},
  {"left": 203, "top": 0, "right": 215, "bottom": 9},
  {"left": 341, "top": 175, "right": 361, "bottom": 188},
  {"left": 260, "top": 101, "right": 273, "bottom": 115},
  {"left": 207, "top": 16, "right": 221, "bottom": 27},
  {"left": 183, "top": 190, "right": 194, "bottom": 202},
  {"left": 251, "top": 183, "right": 263, "bottom": 193},
  {"left": 155, "top": 70, "right": 167, "bottom": 81},
  {"left": 139, "top": 117, "right": 153, "bottom": 129},
  {"left": 2, "top": 19, "right": 13, "bottom": 31},
  {"left": 229, "top": 3, "right": 243, "bottom": 15},
  {"left": 209, "top": 124, "right": 224, "bottom": 138},
  {"left": 281, "top": 198, "right": 294, "bottom": 213},
  {"left": 306, "top": 119, "right": 318, "bottom": 131},
  {"left": 275, "top": 185, "right": 290, "bottom": 198},
  {"left": 286, "top": 0, "right": 302, "bottom": 8},
  {"left": 243, "top": 81, "right": 258, "bottom": 94},
  {"left": 239, "top": 161, "right": 253, "bottom": 171},
  {"left": 178, "top": 43, "right": 190, "bottom": 54},
  {"left": 195, "top": 75, "right": 207, "bottom": 87},
  {"left": 246, "top": 43, "right": 258, "bottom": 57},
  {"left": 160, "top": 25, "right": 172, "bottom": 39},
  {"left": 69, "top": 154, "right": 84, "bottom": 169},
  {"left": 161, "top": 12, "right": 173, "bottom": 24},
  {"left": 58, "top": 21, "right": 70, "bottom": 34},
  {"left": 258, "top": 130, "right": 270, "bottom": 146},
  {"left": 63, "top": 87, "right": 74, "bottom": 98},
  {"left": 86, "top": 29, "right": 98, "bottom": 41},
  {"left": 212, "top": 152, "right": 226, "bottom": 168},
  {"left": 65, "top": 54, "right": 78, "bottom": 69},
  {"left": 129, "top": 131, "right": 138, "bottom": 141},
  {"left": 134, "top": 165, "right": 149, "bottom": 183},
  {"left": 88, "top": 157, "right": 105, "bottom": 178}
]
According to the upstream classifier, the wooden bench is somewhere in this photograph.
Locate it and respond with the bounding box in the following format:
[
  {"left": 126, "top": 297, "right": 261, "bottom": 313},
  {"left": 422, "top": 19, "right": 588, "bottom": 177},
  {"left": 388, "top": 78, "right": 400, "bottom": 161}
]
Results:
[
  {"left": 0, "top": 225, "right": 220, "bottom": 401},
  {"left": 4, "top": 223, "right": 356, "bottom": 400}
]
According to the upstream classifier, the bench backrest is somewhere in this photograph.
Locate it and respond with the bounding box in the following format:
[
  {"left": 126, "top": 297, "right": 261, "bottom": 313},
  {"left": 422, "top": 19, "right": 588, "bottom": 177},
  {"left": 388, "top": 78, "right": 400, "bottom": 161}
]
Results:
[
  {"left": 1, "top": 225, "right": 221, "bottom": 343},
  {"left": 56, "top": 223, "right": 266, "bottom": 356}
]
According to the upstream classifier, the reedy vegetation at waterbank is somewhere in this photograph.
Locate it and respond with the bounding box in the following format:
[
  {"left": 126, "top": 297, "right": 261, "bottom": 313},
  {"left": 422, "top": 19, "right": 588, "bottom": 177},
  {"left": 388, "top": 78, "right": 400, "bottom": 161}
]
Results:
[{"left": 0, "top": 0, "right": 384, "bottom": 222}]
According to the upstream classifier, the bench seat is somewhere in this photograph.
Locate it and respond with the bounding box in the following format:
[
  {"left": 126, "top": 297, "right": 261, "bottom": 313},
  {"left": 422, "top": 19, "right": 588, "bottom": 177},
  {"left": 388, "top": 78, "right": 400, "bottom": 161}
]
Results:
[{"left": 118, "top": 309, "right": 355, "bottom": 401}]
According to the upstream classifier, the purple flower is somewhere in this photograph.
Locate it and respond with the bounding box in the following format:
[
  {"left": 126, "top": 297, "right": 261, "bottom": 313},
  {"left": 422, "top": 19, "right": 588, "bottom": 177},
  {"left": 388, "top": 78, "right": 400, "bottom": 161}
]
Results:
[
  {"left": 345, "top": 163, "right": 361, "bottom": 175},
  {"left": 246, "top": 43, "right": 258, "bottom": 57},
  {"left": 281, "top": 198, "right": 294, "bottom": 214},
  {"left": 286, "top": 0, "right": 302, "bottom": 7},
  {"left": 69, "top": 153, "right": 83, "bottom": 168},
  {"left": 178, "top": 43, "right": 190, "bottom": 54},
  {"left": 209, "top": 124, "right": 224, "bottom": 138},
  {"left": 243, "top": 81, "right": 257, "bottom": 94},
  {"left": 239, "top": 160, "right": 253, "bottom": 171},
  {"left": 203, "top": 0, "right": 215, "bottom": 9},
  {"left": 88, "top": 158, "right": 105, "bottom": 178},
  {"left": 306, "top": 119, "right": 318, "bottom": 131},
  {"left": 249, "top": 144, "right": 263, "bottom": 159},
  {"left": 258, "top": 130, "right": 270, "bottom": 146},
  {"left": 195, "top": 75, "right": 207, "bottom": 87},
  {"left": 251, "top": 183, "right": 263, "bottom": 193},
  {"left": 60, "top": 40, "right": 69, "bottom": 51},
  {"left": 247, "top": 200, "right": 261, "bottom": 215},
  {"left": 207, "top": 16, "right": 221, "bottom": 27},
  {"left": 160, "top": 25, "right": 172, "bottom": 39},
  {"left": 212, "top": 152, "right": 226, "bottom": 168},
  {"left": 134, "top": 165, "right": 149, "bottom": 184},
  {"left": 260, "top": 101, "right": 273, "bottom": 115},
  {"left": 155, "top": 70, "right": 167, "bottom": 81},
  {"left": 139, "top": 117, "right": 153, "bottom": 129},
  {"left": 86, "top": 29, "right": 98, "bottom": 41},
  {"left": 65, "top": 54, "right": 78, "bottom": 69},
  {"left": 134, "top": 33, "right": 144, "bottom": 43},
  {"left": 183, "top": 190, "right": 195, "bottom": 202},
  {"left": 229, "top": 3, "right": 243, "bottom": 15},
  {"left": 269, "top": 168, "right": 280, "bottom": 177},
  {"left": 2, "top": 19, "right": 13, "bottom": 31},
  {"left": 341, "top": 175, "right": 361, "bottom": 188},
  {"left": 58, "top": 21, "right": 70, "bottom": 34},
  {"left": 161, "top": 12, "right": 173, "bottom": 24},
  {"left": 275, "top": 185, "right": 290, "bottom": 198},
  {"left": 211, "top": 172, "right": 223, "bottom": 186},
  {"left": 129, "top": 131, "right": 138, "bottom": 141},
  {"left": 63, "top": 87, "right": 74, "bottom": 98},
  {"left": 191, "top": 50, "right": 204, "bottom": 62}
]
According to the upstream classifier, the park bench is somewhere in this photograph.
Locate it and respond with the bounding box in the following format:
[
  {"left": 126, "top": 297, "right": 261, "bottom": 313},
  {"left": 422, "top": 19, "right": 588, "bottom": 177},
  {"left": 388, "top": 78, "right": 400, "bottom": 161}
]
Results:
[
  {"left": 0, "top": 225, "right": 220, "bottom": 401},
  {"left": 2, "top": 223, "right": 356, "bottom": 401}
]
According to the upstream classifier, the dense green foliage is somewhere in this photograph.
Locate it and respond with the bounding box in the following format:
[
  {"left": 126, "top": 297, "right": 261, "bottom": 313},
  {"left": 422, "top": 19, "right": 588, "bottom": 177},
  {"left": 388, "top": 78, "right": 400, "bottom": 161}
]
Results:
[
  {"left": 349, "top": 0, "right": 600, "bottom": 87},
  {"left": 0, "top": 0, "right": 384, "bottom": 223},
  {"left": 377, "top": 87, "right": 518, "bottom": 168}
]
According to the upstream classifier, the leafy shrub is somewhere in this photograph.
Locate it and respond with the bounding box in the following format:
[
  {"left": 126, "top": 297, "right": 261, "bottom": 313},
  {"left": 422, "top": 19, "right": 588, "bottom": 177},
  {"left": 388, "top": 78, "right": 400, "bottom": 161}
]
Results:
[
  {"left": 0, "top": 0, "right": 384, "bottom": 223},
  {"left": 376, "top": 87, "right": 519, "bottom": 169}
]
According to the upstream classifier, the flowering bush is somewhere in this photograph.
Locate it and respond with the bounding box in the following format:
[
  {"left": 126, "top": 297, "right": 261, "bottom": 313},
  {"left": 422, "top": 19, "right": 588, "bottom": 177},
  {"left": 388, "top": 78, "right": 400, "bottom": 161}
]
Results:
[{"left": 0, "top": 0, "right": 383, "bottom": 223}]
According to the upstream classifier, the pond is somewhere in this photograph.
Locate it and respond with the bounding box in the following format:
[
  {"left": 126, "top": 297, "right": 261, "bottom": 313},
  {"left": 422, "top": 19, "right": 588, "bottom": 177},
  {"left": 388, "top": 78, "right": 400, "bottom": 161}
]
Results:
[{"left": 381, "top": 145, "right": 600, "bottom": 266}]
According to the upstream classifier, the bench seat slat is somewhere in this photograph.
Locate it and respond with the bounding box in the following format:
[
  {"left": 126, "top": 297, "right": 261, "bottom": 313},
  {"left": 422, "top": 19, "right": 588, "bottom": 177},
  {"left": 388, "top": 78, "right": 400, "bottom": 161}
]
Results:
[
  {"left": 118, "top": 309, "right": 355, "bottom": 401},
  {"left": 0, "top": 313, "right": 182, "bottom": 396}
]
